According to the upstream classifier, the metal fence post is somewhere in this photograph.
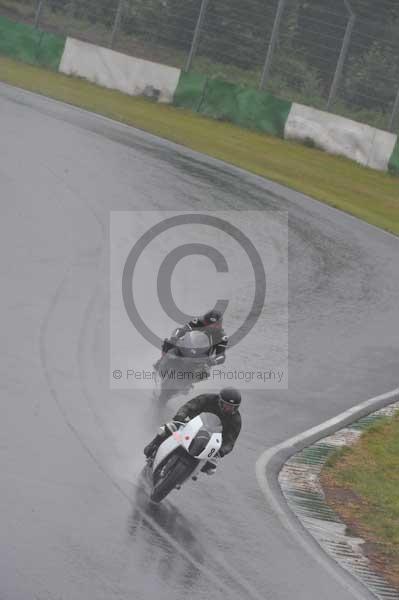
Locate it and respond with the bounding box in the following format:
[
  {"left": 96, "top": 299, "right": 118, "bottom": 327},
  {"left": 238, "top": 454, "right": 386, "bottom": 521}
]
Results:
[
  {"left": 259, "top": 0, "right": 286, "bottom": 91},
  {"left": 184, "top": 0, "right": 209, "bottom": 73},
  {"left": 34, "top": 0, "right": 44, "bottom": 28},
  {"left": 110, "top": 0, "right": 124, "bottom": 49},
  {"left": 388, "top": 85, "right": 399, "bottom": 132},
  {"left": 327, "top": 0, "right": 355, "bottom": 111}
]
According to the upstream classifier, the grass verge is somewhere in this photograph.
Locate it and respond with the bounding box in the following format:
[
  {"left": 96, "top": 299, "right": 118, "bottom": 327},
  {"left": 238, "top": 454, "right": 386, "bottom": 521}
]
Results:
[
  {"left": 0, "top": 54, "right": 398, "bottom": 235},
  {"left": 321, "top": 413, "right": 399, "bottom": 590}
]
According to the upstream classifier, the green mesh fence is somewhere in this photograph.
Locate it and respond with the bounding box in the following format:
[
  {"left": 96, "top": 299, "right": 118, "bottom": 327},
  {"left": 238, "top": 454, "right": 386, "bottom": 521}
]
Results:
[
  {"left": 0, "top": 15, "right": 65, "bottom": 70},
  {"left": 388, "top": 138, "right": 399, "bottom": 176},
  {"left": 174, "top": 72, "right": 292, "bottom": 138},
  {"left": 173, "top": 71, "right": 207, "bottom": 111}
]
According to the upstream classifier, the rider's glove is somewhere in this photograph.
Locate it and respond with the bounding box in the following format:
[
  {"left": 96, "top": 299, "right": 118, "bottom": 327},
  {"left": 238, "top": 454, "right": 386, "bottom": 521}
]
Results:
[
  {"left": 171, "top": 327, "right": 185, "bottom": 341},
  {"left": 172, "top": 415, "right": 190, "bottom": 427},
  {"left": 207, "top": 357, "right": 217, "bottom": 367},
  {"left": 161, "top": 338, "right": 170, "bottom": 353},
  {"left": 165, "top": 421, "right": 179, "bottom": 434}
]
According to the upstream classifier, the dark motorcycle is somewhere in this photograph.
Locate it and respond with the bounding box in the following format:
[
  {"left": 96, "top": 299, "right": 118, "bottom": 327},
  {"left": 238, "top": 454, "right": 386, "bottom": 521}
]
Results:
[{"left": 155, "top": 330, "right": 212, "bottom": 402}]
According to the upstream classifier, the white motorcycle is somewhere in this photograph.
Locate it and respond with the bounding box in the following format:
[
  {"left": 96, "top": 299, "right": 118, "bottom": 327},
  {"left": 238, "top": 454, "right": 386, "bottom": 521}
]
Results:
[{"left": 145, "top": 413, "right": 223, "bottom": 503}]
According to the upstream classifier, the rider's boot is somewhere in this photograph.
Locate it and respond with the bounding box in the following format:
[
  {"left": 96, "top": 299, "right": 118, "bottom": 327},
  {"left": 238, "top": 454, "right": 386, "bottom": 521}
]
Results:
[{"left": 201, "top": 461, "right": 217, "bottom": 475}]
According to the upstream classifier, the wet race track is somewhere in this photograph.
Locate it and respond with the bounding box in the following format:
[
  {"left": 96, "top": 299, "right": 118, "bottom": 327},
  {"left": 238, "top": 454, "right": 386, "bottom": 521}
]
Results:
[{"left": 1, "top": 83, "right": 398, "bottom": 600}]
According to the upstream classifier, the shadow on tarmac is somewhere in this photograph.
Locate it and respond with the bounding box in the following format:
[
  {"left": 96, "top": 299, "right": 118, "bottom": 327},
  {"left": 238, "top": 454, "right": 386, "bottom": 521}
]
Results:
[{"left": 128, "top": 475, "right": 205, "bottom": 591}]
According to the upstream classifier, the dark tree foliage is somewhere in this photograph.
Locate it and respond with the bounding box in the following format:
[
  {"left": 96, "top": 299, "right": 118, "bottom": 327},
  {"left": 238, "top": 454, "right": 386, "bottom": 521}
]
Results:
[
  {"left": 274, "top": 0, "right": 398, "bottom": 105},
  {"left": 47, "top": 0, "right": 118, "bottom": 25},
  {"left": 292, "top": 0, "right": 347, "bottom": 87},
  {"left": 197, "top": 0, "right": 279, "bottom": 69},
  {"left": 40, "top": 0, "right": 398, "bottom": 109},
  {"left": 344, "top": 41, "right": 399, "bottom": 109},
  {"left": 121, "top": 0, "right": 200, "bottom": 50}
]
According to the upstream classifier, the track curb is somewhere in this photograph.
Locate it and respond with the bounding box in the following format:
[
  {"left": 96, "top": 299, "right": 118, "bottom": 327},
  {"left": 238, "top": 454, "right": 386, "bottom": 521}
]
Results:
[{"left": 256, "top": 388, "right": 399, "bottom": 600}]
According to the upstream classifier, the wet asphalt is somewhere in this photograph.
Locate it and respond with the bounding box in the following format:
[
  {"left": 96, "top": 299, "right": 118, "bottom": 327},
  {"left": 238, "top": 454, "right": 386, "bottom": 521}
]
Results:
[{"left": 1, "top": 82, "right": 398, "bottom": 600}]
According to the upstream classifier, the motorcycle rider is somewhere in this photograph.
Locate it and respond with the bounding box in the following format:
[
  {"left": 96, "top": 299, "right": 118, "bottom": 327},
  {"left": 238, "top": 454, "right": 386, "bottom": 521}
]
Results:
[
  {"left": 154, "top": 309, "right": 228, "bottom": 372},
  {"left": 144, "top": 387, "right": 242, "bottom": 474}
]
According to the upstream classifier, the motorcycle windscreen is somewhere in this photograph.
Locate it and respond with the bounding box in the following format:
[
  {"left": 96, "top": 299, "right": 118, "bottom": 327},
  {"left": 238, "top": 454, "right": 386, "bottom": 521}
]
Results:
[
  {"left": 188, "top": 431, "right": 210, "bottom": 456},
  {"left": 188, "top": 412, "right": 223, "bottom": 457},
  {"left": 198, "top": 412, "right": 223, "bottom": 432},
  {"left": 176, "top": 331, "right": 210, "bottom": 358}
]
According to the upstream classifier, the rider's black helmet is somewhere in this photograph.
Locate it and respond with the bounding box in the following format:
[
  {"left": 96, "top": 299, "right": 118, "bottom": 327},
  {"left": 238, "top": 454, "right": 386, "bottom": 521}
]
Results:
[
  {"left": 203, "top": 309, "right": 223, "bottom": 326},
  {"left": 218, "top": 387, "right": 241, "bottom": 415}
]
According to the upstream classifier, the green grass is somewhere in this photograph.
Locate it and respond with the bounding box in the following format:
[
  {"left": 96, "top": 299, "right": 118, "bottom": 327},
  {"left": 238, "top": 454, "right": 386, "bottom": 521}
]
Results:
[
  {"left": 322, "top": 413, "right": 399, "bottom": 587},
  {"left": 0, "top": 54, "right": 398, "bottom": 235}
]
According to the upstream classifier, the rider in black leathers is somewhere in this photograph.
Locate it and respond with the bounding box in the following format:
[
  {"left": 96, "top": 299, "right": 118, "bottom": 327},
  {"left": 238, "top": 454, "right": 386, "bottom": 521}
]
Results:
[
  {"left": 144, "top": 388, "right": 242, "bottom": 473},
  {"left": 154, "top": 309, "right": 228, "bottom": 371}
]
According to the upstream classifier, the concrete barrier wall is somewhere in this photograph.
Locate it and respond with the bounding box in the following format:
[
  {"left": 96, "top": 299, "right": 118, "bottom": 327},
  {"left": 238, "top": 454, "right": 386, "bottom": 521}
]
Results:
[
  {"left": 285, "top": 103, "right": 397, "bottom": 172},
  {"left": 59, "top": 38, "right": 181, "bottom": 103}
]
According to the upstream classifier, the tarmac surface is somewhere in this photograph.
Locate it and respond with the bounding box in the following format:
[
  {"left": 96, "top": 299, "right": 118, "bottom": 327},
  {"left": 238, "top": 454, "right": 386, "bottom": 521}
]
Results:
[{"left": 1, "top": 83, "right": 398, "bottom": 600}]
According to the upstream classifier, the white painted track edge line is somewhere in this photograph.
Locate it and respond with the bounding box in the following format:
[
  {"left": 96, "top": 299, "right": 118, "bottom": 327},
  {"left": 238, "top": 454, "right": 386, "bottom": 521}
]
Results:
[{"left": 256, "top": 387, "right": 399, "bottom": 600}]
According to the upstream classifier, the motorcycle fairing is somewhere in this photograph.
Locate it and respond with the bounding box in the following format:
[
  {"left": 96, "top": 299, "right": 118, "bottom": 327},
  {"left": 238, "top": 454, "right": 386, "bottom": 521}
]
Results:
[{"left": 152, "top": 414, "right": 222, "bottom": 471}]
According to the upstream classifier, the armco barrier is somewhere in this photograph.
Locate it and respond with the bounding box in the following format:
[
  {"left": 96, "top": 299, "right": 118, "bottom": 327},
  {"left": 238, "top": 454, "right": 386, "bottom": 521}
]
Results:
[
  {"left": 0, "top": 15, "right": 65, "bottom": 69},
  {"left": 59, "top": 38, "right": 181, "bottom": 103}
]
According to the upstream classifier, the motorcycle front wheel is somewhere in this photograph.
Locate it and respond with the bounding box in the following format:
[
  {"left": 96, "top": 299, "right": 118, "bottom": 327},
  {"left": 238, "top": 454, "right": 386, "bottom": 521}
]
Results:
[{"left": 150, "top": 456, "right": 196, "bottom": 503}]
